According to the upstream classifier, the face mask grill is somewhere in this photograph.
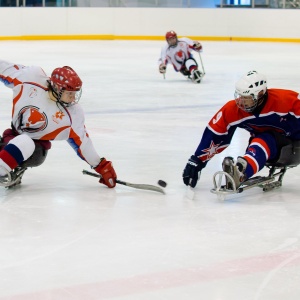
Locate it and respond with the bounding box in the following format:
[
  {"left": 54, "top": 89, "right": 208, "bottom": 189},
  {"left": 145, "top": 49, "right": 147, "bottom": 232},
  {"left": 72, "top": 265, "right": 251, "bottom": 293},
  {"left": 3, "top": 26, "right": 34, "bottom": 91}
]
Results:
[
  {"left": 234, "top": 92, "right": 258, "bottom": 112},
  {"left": 59, "top": 89, "right": 82, "bottom": 107}
]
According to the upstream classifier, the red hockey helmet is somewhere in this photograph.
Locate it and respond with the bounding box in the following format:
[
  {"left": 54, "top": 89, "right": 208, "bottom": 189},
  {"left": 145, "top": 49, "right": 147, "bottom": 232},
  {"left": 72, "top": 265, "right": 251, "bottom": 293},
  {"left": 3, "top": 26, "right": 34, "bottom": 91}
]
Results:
[
  {"left": 51, "top": 66, "right": 82, "bottom": 91},
  {"left": 165, "top": 31, "right": 178, "bottom": 47},
  {"left": 50, "top": 66, "right": 82, "bottom": 106},
  {"left": 165, "top": 30, "right": 177, "bottom": 40}
]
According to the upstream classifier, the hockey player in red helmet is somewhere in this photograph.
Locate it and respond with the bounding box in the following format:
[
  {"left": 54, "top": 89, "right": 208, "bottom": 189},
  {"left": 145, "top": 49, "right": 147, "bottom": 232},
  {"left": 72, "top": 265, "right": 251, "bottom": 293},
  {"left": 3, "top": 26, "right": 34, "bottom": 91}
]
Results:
[
  {"left": 0, "top": 59, "right": 116, "bottom": 189},
  {"left": 158, "top": 30, "right": 203, "bottom": 83}
]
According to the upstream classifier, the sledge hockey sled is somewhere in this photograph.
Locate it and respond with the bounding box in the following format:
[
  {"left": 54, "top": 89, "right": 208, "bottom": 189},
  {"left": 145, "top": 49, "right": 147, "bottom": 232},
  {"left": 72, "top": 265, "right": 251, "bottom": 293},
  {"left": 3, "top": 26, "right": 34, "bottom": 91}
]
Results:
[
  {"left": 211, "top": 140, "right": 300, "bottom": 198},
  {"left": 0, "top": 136, "right": 48, "bottom": 188},
  {"left": 0, "top": 166, "right": 27, "bottom": 188}
]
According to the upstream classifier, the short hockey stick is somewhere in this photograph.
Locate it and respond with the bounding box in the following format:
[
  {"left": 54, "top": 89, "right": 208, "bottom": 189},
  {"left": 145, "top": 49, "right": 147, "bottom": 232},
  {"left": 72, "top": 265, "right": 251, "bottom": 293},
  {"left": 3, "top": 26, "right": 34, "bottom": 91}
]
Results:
[
  {"left": 82, "top": 170, "right": 165, "bottom": 194},
  {"left": 198, "top": 52, "right": 206, "bottom": 76}
]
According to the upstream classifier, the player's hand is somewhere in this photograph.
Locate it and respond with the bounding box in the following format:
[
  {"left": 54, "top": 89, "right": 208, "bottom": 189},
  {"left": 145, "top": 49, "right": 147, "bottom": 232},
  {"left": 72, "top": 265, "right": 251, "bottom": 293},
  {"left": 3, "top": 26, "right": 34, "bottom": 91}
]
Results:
[
  {"left": 159, "top": 63, "right": 166, "bottom": 74},
  {"left": 193, "top": 42, "right": 202, "bottom": 52},
  {"left": 94, "top": 158, "right": 117, "bottom": 188},
  {"left": 183, "top": 155, "right": 204, "bottom": 188}
]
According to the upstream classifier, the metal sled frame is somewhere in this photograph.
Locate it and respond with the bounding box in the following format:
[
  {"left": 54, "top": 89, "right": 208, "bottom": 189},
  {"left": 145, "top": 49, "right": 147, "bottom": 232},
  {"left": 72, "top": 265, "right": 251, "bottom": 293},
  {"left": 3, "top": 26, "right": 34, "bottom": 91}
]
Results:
[
  {"left": 211, "top": 140, "right": 300, "bottom": 198},
  {"left": 0, "top": 167, "right": 27, "bottom": 188},
  {"left": 211, "top": 164, "right": 289, "bottom": 197}
]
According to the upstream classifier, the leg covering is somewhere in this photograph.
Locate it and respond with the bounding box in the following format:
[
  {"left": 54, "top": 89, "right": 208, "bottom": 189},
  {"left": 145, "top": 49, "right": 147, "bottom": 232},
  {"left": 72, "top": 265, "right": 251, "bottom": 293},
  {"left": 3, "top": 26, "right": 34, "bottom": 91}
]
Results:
[
  {"left": 184, "top": 58, "right": 202, "bottom": 83},
  {"left": 242, "top": 132, "right": 278, "bottom": 179},
  {"left": 0, "top": 135, "right": 35, "bottom": 176},
  {"left": 21, "top": 143, "right": 49, "bottom": 168},
  {"left": 184, "top": 58, "right": 198, "bottom": 74}
]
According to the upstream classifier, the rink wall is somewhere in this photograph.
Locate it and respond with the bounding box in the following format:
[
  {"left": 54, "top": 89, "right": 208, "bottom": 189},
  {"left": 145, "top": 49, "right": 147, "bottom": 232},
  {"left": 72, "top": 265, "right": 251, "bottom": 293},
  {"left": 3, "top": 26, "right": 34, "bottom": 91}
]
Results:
[{"left": 1, "top": 7, "right": 300, "bottom": 42}]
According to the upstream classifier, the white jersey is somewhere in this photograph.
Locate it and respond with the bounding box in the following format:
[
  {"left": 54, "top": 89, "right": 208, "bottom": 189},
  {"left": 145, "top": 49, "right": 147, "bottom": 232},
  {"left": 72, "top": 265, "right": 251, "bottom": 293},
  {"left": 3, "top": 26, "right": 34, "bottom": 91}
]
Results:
[
  {"left": 0, "top": 60, "right": 101, "bottom": 167},
  {"left": 158, "top": 37, "right": 197, "bottom": 71}
]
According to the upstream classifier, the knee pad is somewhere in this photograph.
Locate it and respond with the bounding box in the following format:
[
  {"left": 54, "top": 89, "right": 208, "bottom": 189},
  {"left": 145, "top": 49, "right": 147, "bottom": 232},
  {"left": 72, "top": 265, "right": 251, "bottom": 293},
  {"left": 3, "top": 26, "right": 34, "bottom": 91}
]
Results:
[
  {"left": 21, "top": 143, "right": 49, "bottom": 168},
  {"left": 185, "top": 58, "right": 198, "bottom": 71},
  {"left": 7, "top": 135, "right": 36, "bottom": 161}
]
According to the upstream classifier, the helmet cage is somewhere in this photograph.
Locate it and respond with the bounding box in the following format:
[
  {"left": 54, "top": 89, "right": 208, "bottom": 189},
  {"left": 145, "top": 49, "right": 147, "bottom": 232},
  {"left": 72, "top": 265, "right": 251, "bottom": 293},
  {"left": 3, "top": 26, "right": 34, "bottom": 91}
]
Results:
[
  {"left": 50, "top": 66, "right": 82, "bottom": 107},
  {"left": 234, "top": 71, "right": 267, "bottom": 112},
  {"left": 51, "top": 83, "right": 82, "bottom": 107},
  {"left": 234, "top": 93, "right": 258, "bottom": 113}
]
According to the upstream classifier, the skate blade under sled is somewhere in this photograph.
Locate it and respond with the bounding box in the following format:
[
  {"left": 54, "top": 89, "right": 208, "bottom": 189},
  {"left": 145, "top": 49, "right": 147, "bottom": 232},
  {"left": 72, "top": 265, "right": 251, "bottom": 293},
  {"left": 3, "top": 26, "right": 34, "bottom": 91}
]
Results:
[
  {"left": 0, "top": 167, "right": 27, "bottom": 188},
  {"left": 210, "top": 168, "right": 284, "bottom": 197},
  {"left": 0, "top": 139, "right": 49, "bottom": 188},
  {"left": 188, "top": 70, "right": 204, "bottom": 84},
  {"left": 211, "top": 140, "right": 300, "bottom": 198}
]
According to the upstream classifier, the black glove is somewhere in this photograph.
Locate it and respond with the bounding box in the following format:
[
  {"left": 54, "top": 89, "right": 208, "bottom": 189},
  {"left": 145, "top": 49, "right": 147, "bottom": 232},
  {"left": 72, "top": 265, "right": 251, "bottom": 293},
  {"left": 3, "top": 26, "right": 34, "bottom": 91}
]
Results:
[
  {"left": 193, "top": 42, "right": 202, "bottom": 52},
  {"left": 183, "top": 155, "right": 204, "bottom": 188}
]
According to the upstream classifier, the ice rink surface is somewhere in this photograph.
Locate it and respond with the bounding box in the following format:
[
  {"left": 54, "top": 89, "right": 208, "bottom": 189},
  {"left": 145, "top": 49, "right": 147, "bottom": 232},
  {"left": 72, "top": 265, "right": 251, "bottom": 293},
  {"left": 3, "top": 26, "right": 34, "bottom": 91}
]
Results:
[{"left": 1, "top": 40, "right": 300, "bottom": 299}]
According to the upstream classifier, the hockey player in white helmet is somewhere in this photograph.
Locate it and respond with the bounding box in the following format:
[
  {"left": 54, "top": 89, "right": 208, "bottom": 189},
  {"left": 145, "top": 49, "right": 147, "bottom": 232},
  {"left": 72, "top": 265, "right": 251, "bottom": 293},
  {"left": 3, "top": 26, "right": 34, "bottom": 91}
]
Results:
[
  {"left": 158, "top": 30, "right": 203, "bottom": 83},
  {"left": 183, "top": 70, "right": 300, "bottom": 190}
]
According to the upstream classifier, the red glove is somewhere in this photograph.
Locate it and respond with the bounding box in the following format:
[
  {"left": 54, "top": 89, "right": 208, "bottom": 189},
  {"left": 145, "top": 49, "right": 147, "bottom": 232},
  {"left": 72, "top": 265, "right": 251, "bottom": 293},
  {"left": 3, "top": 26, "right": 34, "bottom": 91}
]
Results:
[{"left": 94, "top": 158, "right": 117, "bottom": 188}]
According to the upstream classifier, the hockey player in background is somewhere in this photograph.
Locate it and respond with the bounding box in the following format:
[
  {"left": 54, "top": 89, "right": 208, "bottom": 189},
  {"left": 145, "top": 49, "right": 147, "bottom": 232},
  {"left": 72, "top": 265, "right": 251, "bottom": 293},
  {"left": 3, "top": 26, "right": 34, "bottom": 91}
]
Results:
[
  {"left": 0, "top": 59, "right": 117, "bottom": 188},
  {"left": 158, "top": 30, "right": 203, "bottom": 83},
  {"left": 182, "top": 70, "right": 300, "bottom": 189}
]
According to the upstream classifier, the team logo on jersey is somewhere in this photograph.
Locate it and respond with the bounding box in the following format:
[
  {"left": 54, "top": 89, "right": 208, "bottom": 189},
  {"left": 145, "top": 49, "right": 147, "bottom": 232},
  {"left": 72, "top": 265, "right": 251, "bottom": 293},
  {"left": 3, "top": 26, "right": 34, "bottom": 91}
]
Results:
[
  {"left": 29, "top": 87, "right": 38, "bottom": 98},
  {"left": 175, "top": 50, "right": 186, "bottom": 64},
  {"left": 52, "top": 111, "right": 65, "bottom": 124},
  {"left": 17, "top": 106, "right": 47, "bottom": 132},
  {"left": 202, "top": 141, "right": 222, "bottom": 160},
  {"left": 248, "top": 147, "right": 256, "bottom": 156}
]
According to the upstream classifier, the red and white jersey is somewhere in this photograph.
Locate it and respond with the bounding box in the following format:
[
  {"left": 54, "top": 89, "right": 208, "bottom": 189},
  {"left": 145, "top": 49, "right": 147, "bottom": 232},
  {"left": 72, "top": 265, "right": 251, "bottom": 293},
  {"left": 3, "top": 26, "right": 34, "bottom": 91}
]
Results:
[
  {"left": 0, "top": 60, "right": 101, "bottom": 167},
  {"left": 159, "top": 37, "right": 199, "bottom": 71}
]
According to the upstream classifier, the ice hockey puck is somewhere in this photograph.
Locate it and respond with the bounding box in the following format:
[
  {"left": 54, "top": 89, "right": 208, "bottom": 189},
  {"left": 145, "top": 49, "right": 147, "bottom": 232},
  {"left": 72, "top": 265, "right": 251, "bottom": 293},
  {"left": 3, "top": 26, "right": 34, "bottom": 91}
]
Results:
[{"left": 158, "top": 180, "right": 167, "bottom": 188}]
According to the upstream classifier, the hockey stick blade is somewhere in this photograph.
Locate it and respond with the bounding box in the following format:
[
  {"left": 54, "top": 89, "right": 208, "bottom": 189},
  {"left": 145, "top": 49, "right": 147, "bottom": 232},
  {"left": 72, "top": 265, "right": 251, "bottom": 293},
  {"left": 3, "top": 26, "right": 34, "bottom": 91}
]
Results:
[{"left": 82, "top": 170, "right": 165, "bottom": 194}]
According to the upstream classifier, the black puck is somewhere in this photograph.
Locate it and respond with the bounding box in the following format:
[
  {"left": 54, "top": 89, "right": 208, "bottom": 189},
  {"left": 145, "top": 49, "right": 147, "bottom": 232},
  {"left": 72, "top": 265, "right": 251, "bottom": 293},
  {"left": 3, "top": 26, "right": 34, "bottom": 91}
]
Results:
[{"left": 158, "top": 180, "right": 167, "bottom": 188}]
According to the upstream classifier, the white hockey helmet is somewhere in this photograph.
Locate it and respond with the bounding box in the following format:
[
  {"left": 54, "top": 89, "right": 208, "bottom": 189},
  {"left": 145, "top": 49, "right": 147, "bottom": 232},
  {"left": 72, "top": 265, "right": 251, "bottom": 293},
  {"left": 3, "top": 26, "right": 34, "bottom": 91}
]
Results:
[{"left": 234, "top": 70, "right": 267, "bottom": 112}]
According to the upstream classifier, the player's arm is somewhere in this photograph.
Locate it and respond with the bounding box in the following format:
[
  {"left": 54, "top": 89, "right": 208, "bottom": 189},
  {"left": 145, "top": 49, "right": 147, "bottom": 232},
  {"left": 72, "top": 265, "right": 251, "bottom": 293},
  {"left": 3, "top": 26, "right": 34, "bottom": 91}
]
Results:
[
  {"left": 0, "top": 60, "right": 46, "bottom": 89},
  {"left": 158, "top": 46, "right": 168, "bottom": 74},
  {"left": 67, "top": 108, "right": 116, "bottom": 188},
  {"left": 183, "top": 103, "right": 237, "bottom": 188},
  {"left": 196, "top": 102, "right": 237, "bottom": 158},
  {"left": 0, "top": 59, "right": 25, "bottom": 88},
  {"left": 67, "top": 131, "right": 117, "bottom": 188},
  {"left": 180, "top": 37, "right": 202, "bottom": 52},
  {"left": 182, "top": 127, "right": 235, "bottom": 188}
]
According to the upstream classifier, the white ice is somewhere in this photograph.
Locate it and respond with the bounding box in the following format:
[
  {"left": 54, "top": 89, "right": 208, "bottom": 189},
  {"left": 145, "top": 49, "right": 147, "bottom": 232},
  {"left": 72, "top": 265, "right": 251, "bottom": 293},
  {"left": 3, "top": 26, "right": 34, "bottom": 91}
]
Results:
[{"left": 1, "top": 40, "right": 300, "bottom": 300}]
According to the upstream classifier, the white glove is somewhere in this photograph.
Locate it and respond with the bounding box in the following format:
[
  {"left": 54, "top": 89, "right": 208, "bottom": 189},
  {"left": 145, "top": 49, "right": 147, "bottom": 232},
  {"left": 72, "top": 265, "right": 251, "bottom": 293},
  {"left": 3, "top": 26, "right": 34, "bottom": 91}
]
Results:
[
  {"left": 159, "top": 63, "right": 166, "bottom": 74},
  {"left": 193, "top": 42, "right": 202, "bottom": 52}
]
